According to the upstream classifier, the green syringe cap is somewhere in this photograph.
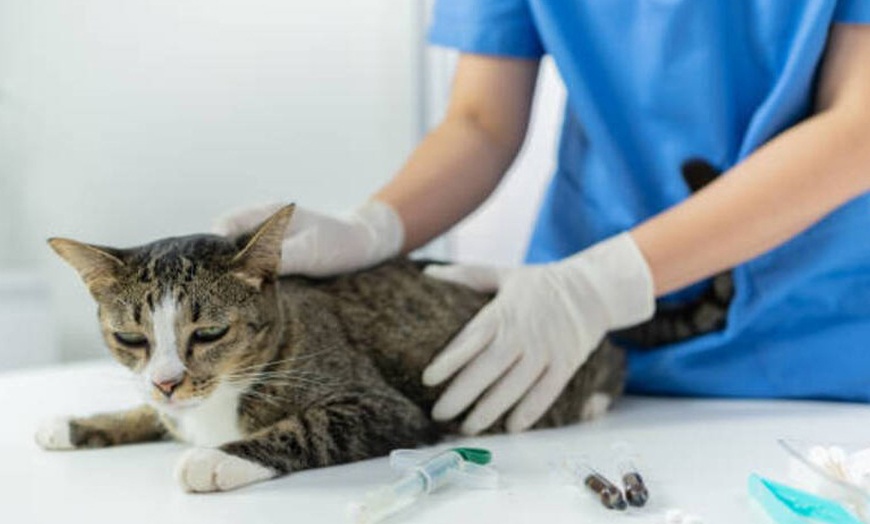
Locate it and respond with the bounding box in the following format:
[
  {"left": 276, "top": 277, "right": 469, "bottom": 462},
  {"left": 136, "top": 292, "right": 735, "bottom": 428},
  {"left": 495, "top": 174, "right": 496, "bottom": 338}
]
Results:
[{"left": 452, "top": 447, "right": 492, "bottom": 465}]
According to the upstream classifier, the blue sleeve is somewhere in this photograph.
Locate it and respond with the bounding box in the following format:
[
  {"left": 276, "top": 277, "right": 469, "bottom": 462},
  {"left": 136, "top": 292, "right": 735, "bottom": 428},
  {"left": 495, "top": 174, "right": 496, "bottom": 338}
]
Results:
[
  {"left": 428, "top": 0, "right": 545, "bottom": 58},
  {"left": 835, "top": 0, "right": 870, "bottom": 22}
]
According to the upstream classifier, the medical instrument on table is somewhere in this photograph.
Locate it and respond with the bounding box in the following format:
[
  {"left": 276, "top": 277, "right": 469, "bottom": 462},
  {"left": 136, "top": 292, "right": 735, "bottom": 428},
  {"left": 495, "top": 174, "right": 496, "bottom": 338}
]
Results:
[
  {"left": 349, "top": 447, "right": 497, "bottom": 524},
  {"left": 613, "top": 442, "right": 649, "bottom": 507},
  {"left": 564, "top": 457, "right": 627, "bottom": 510},
  {"left": 748, "top": 474, "right": 864, "bottom": 524}
]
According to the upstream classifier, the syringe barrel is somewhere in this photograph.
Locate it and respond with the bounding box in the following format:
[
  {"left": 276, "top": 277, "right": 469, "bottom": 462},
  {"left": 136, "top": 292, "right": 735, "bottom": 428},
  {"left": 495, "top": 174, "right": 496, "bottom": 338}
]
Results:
[
  {"left": 417, "top": 451, "right": 464, "bottom": 492},
  {"left": 391, "top": 473, "right": 427, "bottom": 500}
]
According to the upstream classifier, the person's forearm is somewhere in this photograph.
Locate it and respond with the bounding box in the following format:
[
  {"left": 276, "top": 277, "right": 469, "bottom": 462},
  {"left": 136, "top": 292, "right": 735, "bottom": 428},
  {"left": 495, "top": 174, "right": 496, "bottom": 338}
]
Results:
[
  {"left": 633, "top": 108, "right": 870, "bottom": 296},
  {"left": 373, "top": 55, "right": 539, "bottom": 252},
  {"left": 374, "top": 116, "right": 522, "bottom": 251}
]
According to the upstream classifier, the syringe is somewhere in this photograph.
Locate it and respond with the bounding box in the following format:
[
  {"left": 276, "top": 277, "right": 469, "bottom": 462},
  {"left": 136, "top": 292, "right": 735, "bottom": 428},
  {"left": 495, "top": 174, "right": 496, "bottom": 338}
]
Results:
[{"left": 349, "top": 447, "right": 497, "bottom": 524}]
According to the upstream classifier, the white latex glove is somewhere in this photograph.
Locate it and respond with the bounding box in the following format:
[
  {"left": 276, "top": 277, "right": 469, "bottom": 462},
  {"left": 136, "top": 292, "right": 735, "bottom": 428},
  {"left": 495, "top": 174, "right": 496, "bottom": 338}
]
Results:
[
  {"left": 422, "top": 232, "right": 655, "bottom": 435},
  {"left": 212, "top": 200, "right": 404, "bottom": 277}
]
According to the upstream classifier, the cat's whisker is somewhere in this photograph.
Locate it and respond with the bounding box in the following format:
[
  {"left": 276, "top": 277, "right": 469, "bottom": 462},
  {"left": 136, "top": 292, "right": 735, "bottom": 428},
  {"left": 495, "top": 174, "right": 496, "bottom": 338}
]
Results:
[
  {"left": 241, "top": 390, "right": 284, "bottom": 408},
  {"left": 229, "top": 374, "right": 342, "bottom": 390},
  {"left": 223, "top": 373, "right": 339, "bottom": 385},
  {"left": 215, "top": 365, "right": 337, "bottom": 383},
  {"left": 219, "top": 369, "right": 346, "bottom": 393},
  {"left": 229, "top": 349, "right": 340, "bottom": 373},
  {"left": 222, "top": 367, "right": 330, "bottom": 380},
  {"left": 231, "top": 370, "right": 329, "bottom": 381}
]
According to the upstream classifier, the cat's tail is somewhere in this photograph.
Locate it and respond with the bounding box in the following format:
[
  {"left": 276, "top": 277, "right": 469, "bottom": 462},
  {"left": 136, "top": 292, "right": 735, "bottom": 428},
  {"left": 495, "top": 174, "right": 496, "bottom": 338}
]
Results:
[{"left": 612, "top": 159, "right": 735, "bottom": 348}]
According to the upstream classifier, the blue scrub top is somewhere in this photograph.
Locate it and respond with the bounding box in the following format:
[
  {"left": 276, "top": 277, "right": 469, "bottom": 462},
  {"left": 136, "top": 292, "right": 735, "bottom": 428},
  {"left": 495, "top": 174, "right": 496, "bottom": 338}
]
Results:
[{"left": 430, "top": 1, "right": 870, "bottom": 401}]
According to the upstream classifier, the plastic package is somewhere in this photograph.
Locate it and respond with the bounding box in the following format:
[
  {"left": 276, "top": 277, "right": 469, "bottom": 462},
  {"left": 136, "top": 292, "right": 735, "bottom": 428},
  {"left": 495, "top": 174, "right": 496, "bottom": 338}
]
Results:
[
  {"left": 349, "top": 447, "right": 497, "bottom": 524},
  {"left": 778, "top": 439, "right": 870, "bottom": 521},
  {"left": 749, "top": 473, "right": 863, "bottom": 524}
]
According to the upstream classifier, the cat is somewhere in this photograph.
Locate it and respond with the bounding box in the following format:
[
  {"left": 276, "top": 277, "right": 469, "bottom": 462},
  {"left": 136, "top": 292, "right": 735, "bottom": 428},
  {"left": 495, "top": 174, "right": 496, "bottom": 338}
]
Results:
[
  {"left": 36, "top": 206, "right": 625, "bottom": 492},
  {"left": 36, "top": 159, "right": 731, "bottom": 493}
]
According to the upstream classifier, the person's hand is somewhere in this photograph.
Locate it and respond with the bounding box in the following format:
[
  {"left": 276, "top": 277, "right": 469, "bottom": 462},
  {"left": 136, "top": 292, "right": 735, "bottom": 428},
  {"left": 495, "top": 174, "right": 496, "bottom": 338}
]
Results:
[
  {"left": 213, "top": 200, "right": 404, "bottom": 277},
  {"left": 422, "top": 232, "right": 655, "bottom": 435}
]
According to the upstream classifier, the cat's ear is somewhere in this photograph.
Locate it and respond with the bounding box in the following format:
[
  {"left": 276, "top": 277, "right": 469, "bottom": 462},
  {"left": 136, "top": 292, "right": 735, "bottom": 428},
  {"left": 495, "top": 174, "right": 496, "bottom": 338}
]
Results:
[
  {"left": 48, "top": 238, "right": 125, "bottom": 298},
  {"left": 231, "top": 204, "right": 295, "bottom": 288}
]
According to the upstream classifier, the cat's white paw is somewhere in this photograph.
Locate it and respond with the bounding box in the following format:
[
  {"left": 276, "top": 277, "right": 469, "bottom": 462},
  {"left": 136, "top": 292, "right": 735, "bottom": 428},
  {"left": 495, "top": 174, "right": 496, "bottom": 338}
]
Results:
[
  {"left": 580, "top": 393, "right": 613, "bottom": 421},
  {"left": 35, "top": 417, "right": 75, "bottom": 450},
  {"left": 175, "top": 447, "right": 275, "bottom": 493}
]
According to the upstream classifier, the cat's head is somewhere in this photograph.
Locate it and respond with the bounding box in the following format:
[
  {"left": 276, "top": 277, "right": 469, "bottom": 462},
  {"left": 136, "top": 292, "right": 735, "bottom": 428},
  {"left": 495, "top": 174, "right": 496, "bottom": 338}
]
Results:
[{"left": 48, "top": 205, "right": 294, "bottom": 414}]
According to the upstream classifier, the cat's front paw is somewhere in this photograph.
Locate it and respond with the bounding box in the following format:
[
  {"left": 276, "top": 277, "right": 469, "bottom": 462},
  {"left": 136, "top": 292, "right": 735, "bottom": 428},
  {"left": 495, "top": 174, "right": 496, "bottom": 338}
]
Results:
[
  {"left": 175, "top": 447, "right": 275, "bottom": 493},
  {"left": 580, "top": 392, "right": 614, "bottom": 421},
  {"left": 35, "top": 417, "right": 75, "bottom": 450}
]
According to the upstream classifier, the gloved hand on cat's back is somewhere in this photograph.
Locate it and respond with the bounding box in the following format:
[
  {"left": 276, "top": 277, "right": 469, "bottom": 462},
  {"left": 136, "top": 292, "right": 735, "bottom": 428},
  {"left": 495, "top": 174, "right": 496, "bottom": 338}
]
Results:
[
  {"left": 422, "top": 232, "right": 656, "bottom": 435},
  {"left": 212, "top": 200, "right": 404, "bottom": 277}
]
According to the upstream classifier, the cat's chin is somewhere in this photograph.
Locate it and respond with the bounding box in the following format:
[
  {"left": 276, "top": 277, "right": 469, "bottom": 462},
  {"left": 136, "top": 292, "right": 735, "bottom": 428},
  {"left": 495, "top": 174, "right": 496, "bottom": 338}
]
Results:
[{"left": 150, "top": 398, "right": 202, "bottom": 416}]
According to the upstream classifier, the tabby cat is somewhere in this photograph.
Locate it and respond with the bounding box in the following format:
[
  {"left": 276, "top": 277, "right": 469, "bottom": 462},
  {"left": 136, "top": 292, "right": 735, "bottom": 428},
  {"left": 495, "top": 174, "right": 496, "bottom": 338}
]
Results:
[{"left": 36, "top": 160, "right": 731, "bottom": 493}]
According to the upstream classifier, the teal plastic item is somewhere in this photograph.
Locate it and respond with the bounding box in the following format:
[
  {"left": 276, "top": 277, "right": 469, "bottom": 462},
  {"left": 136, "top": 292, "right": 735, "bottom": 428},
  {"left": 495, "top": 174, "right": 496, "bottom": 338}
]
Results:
[
  {"left": 452, "top": 447, "right": 491, "bottom": 466},
  {"left": 748, "top": 474, "right": 864, "bottom": 524}
]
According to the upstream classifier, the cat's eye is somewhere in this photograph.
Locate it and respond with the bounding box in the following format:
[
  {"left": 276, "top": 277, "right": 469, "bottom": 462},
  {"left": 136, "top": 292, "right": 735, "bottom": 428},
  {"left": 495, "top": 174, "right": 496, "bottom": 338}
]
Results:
[
  {"left": 192, "top": 326, "right": 229, "bottom": 344},
  {"left": 113, "top": 332, "right": 148, "bottom": 347}
]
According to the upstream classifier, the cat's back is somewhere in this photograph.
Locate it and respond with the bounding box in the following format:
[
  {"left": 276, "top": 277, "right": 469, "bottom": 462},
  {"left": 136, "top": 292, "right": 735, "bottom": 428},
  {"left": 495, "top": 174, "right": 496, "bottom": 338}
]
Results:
[{"left": 277, "top": 259, "right": 489, "bottom": 404}]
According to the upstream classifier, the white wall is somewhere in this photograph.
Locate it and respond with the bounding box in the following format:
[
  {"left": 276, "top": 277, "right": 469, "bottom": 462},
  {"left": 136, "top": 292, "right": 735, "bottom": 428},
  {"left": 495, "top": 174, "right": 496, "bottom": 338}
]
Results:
[
  {"left": 0, "top": 1, "right": 419, "bottom": 363},
  {"left": 0, "top": 273, "right": 55, "bottom": 369}
]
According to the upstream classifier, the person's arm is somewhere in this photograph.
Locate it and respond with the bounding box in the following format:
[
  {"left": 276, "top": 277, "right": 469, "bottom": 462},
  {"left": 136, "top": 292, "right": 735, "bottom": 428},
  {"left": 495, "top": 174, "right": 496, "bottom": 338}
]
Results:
[
  {"left": 633, "top": 24, "right": 870, "bottom": 296},
  {"left": 423, "top": 24, "right": 870, "bottom": 436},
  {"left": 374, "top": 55, "right": 540, "bottom": 251}
]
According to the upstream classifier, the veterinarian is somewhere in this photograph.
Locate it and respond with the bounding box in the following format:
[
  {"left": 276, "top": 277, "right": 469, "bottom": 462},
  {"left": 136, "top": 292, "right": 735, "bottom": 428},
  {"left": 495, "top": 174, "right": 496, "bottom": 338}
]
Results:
[{"left": 216, "top": 2, "right": 870, "bottom": 435}]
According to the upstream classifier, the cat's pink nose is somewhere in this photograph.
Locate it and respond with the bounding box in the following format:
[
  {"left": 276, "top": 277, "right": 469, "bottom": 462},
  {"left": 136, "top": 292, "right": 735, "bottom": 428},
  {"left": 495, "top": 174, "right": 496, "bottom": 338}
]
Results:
[{"left": 153, "top": 378, "right": 182, "bottom": 398}]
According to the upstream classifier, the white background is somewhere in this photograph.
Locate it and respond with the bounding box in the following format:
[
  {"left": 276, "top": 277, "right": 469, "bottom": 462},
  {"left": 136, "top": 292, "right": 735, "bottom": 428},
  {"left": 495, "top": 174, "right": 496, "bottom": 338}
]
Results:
[
  {"left": 0, "top": 0, "right": 425, "bottom": 365},
  {"left": 0, "top": 1, "right": 562, "bottom": 369}
]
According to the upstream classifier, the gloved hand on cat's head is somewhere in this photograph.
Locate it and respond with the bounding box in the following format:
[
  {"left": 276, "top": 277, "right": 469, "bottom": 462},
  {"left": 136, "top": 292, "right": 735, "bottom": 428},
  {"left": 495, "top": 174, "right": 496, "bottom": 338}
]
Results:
[
  {"left": 422, "top": 232, "right": 655, "bottom": 435},
  {"left": 212, "top": 200, "right": 404, "bottom": 277}
]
